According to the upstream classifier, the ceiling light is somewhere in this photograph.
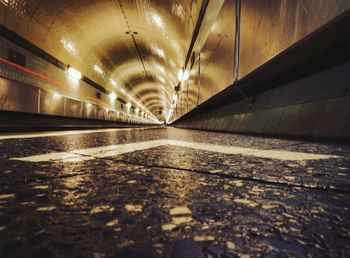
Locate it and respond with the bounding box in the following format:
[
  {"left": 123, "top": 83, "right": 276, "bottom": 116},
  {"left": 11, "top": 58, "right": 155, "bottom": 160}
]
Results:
[
  {"left": 150, "top": 12, "right": 164, "bottom": 29},
  {"left": 178, "top": 69, "right": 189, "bottom": 81},
  {"left": 109, "top": 92, "right": 117, "bottom": 102},
  {"left": 152, "top": 46, "right": 165, "bottom": 59},
  {"left": 172, "top": 2, "right": 185, "bottom": 19},
  {"left": 173, "top": 94, "right": 178, "bottom": 102},
  {"left": 53, "top": 92, "right": 61, "bottom": 99},
  {"left": 60, "top": 38, "right": 76, "bottom": 55},
  {"left": 93, "top": 65, "right": 105, "bottom": 77},
  {"left": 67, "top": 66, "right": 82, "bottom": 80},
  {"left": 110, "top": 80, "right": 117, "bottom": 87},
  {"left": 158, "top": 76, "right": 166, "bottom": 84}
]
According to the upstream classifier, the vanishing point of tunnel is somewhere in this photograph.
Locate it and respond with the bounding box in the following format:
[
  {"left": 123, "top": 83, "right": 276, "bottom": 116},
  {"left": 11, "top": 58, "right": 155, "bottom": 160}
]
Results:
[{"left": 0, "top": 0, "right": 350, "bottom": 257}]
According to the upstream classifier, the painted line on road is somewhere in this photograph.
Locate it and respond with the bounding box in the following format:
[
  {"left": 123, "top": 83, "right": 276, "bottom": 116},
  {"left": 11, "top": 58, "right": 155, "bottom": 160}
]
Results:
[
  {"left": 167, "top": 140, "right": 339, "bottom": 161},
  {"left": 0, "top": 127, "right": 158, "bottom": 140},
  {"left": 11, "top": 140, "right": 340, "bottom": 162}
]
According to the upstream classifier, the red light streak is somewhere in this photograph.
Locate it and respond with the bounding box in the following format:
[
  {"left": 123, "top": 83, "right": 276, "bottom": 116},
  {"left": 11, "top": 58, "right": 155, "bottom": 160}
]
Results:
[{"left": 0, "top": 56, "right": 109, "bottom": 108}]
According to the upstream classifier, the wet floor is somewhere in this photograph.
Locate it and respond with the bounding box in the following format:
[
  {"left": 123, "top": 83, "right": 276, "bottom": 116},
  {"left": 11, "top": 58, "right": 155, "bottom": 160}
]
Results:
[{"left": 0, "top": 127, "right": 349, "bottom": 257}]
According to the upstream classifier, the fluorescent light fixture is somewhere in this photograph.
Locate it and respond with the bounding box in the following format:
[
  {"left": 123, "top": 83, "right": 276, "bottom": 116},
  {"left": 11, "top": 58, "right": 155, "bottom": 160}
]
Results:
[
  {"left": 173, "top": 94, "right": 178, "bottom": 102},
  {"left": 109, "top": 92, "right": 117, "bottom": 101},
  {"left": 178, "top": 69, "right": 190, "bottom": 81},
  {"left": 93, "top": 65, "right": 105, "bottom": 77},
  {"left": 158, "top": 66, "right": 165, "bottom": 74},
  {"left": 158, "top": 76, "right": 166, "bottom": 84},
  {"left": 151, "top": 12, "right": 164, "bottom": 29},
  {"left": 152, "top": 46, "right": 165, "bottom": 59},
  {"left": 53, "top": 92, "right": 61, "bottom": 99},
  {"left": 60, "top": 38, "right": 76, "bottom": 55},
  {"left": 67, "top": 66, "right": 82, "bottom": 80},
  {"left": 110, "top": 80, "right": 117, "bottom": 87}
]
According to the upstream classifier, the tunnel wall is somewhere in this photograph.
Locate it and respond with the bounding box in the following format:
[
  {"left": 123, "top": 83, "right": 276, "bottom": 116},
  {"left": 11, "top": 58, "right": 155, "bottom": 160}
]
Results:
[
  {"left": 0, "top": 76, "right": 140, "bottom": 124},
  {"left": 0, "top": 35, "right": 150, "bottom": 125},
  {"left": 172, "top": 0, "right": 350, "bottom": 123},
  {"left": 174, "top": 61, "right": 350, "bottom": 140},
  {"left": 238, "top": 0, "right": 350, "bottom": 78}
]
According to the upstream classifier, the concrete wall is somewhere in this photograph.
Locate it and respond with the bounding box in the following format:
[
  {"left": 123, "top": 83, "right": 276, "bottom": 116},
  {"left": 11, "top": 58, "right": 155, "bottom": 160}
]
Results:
[{"left": 174, "top": 61, "right": 350, "bottom": 140}]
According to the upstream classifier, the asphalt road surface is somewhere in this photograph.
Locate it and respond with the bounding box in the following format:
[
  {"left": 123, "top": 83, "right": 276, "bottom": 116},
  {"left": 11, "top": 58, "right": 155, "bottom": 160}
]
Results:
[{"left": 0, "top": 127, "right": 349, "bottom": 257}]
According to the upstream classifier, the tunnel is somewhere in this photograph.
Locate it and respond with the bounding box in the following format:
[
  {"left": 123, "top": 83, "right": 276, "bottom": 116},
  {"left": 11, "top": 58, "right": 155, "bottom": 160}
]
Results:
[{"left": 1, "top": 0, "right": 350, "bottom": 257}]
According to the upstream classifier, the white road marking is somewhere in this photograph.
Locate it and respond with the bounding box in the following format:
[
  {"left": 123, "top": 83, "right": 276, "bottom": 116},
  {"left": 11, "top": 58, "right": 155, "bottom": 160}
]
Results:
[
  {"left": 74, "top": 140, "right": 166, "bottom": 158},
  {"left": 167, "top": 140, "right": 257, "bottom": 155},
  {"left": 11, "top": 140, "right": 340, "bottom": 162},
  {"left": 169, "top": 140, "right": 339, "bottom": 161},
  {"left": 15, "top": 152, "right": 83, "bottom": 162},
  {"left": 0, "top": 127, "right": 157, "bottom": 140}
]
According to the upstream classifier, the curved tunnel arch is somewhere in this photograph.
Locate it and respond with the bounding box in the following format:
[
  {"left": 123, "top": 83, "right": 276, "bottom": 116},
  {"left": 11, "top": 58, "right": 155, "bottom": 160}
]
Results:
[{"left": 0, "top": 0, "right": 225, "bottom": 122}]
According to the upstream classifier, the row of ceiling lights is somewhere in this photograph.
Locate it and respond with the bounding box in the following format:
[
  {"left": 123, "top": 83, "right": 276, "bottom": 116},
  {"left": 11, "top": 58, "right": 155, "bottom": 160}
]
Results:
[
  {"left": 166, "top": 68, "right": 190, "bottom": 124},
  {"left": 110, "top": 80, "right": 156, "bottom": 120},
  {"left": 60, "top": 36, "right": 156, "bottom": 121},
  {"left": 67, "top": 65, "right": 192, "bottom": 123},
  {"left": 66, "top": 66, "right": 157, "bottom": 121}
]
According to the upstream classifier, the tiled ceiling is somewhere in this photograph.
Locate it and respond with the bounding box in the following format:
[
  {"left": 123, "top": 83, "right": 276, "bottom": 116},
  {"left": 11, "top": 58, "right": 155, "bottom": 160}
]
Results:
[{"left": 0, "top": 0, "right": 205, "bottom": 120}]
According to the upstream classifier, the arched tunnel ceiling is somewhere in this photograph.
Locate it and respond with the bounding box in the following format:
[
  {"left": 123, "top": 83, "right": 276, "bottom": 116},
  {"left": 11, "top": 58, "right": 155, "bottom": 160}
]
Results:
[
  {"left": 2, "top": 1, "right": 350, "bottom": 124},
  {"left": 0, "top": 0, "right": 223, "bottom": 121}
]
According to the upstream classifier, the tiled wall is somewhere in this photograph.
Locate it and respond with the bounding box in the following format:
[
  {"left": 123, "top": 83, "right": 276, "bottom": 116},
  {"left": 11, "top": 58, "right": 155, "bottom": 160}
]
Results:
[
  {"left": 174, "top": 61, "right": 350, "bottom": 140},
  {"left": 0, "top": 36, "right": 151, "bottom": 125}
]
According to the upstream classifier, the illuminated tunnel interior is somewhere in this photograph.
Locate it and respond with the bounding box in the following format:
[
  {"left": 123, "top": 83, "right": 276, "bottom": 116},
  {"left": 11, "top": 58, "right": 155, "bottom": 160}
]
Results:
[
  {"left": 1, "top": 0, "right": 350, "bottom": 138},
  {"left": 1, "top": 1, "right": 350, "bottom": 257},
  {"left": 1, "top": 0, "right": 226, "bottom": 125}
]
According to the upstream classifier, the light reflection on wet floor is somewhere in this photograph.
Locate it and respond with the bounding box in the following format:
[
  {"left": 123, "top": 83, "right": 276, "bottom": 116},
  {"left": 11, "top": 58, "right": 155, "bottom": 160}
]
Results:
[{"left": 0, "top": 127, "right": 349, "bottom": 257}]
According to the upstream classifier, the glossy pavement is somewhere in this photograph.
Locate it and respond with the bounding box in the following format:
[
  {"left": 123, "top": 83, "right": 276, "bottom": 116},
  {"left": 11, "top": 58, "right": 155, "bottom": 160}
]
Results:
[{"left": 0, "top": 127, "right": 349, "bottom": 257}]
